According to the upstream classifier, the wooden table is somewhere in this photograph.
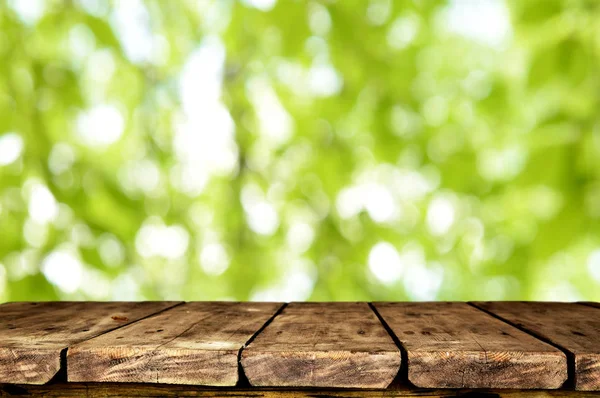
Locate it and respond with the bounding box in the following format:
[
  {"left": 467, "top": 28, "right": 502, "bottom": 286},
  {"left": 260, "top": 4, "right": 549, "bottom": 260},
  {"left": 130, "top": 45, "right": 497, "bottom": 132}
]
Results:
[{"left": 0, "top": 301, "right": 599, "bottom": 397}]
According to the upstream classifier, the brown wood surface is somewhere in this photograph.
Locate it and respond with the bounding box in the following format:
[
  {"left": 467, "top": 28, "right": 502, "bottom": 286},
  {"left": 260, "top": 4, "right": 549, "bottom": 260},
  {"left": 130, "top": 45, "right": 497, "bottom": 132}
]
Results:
[
  {"left": 474, "top": 301, "right": 600, "bottom": 391},
  {"left": 241, "top": 302, "right": 402, "bottom": 389},
  {"left": 67, "top": 302, "right": 283, "bottom": 386},
  {"left": 0, "top": 301, "right": 178, "bottom": 385},
  {"left": 581, "top": 301, "right": 600, "bottom": 309},
  {"left": 3, "top": 383, "right": 600, "bottom": 397},
  {"left": 374, "top": 302, "right": 567, "bottom": 389},
  {"left": 2, "top": 301, "right": 600, "bottom": 392}
]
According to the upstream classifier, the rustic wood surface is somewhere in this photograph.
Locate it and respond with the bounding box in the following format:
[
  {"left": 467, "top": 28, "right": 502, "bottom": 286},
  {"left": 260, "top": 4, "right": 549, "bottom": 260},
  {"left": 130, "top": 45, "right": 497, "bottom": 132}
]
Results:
[
  {"left": 1, "top": 301, "right": 600, "bottom": 392},
  {"left": 241, "top": 302, "right": 402, "bottom": 389},
  {"left": 473, "top": 302, "right": 600, "bottom": 391},
  {"left": 0, "top": 301, "right": 179, "bottom": 385},
  {"left": 67, "top": 302, "right": 283, "bottom": 386},
  {"left": 3, "top": 383, "right": 600, "bottom": 397},
  {"left": 373, "top": 302, "right": 567, "bottom": 389}
]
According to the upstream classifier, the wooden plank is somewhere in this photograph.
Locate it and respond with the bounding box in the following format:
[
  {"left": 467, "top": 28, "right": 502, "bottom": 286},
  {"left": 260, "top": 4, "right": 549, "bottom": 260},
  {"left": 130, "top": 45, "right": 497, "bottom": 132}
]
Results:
[
  {"left": 474, "top": 301, "right": 600, "bottom": 391},
  {"left": 241, "top": 302, "right": 401, "bottom": 389},
  {"left": 67, "top": 302, "right": 283, "bottom": 386},
  {"left": 373, "top": 302, "right": 567, "bottom": 389},
  {"left": 0, "top": 301, "right": 179, "bottom": 384},
  {"left": 3, "top": 383, "right": 600, "bottom": 398}
]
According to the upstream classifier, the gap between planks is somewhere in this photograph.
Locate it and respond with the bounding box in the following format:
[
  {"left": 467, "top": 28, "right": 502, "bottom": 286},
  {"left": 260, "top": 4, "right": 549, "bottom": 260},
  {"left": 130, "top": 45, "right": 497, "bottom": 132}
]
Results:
[
  {"left": 236, "top": 302, "right": 288, "bottom": 387},
  {"left": 368, "top": 302, "right": 408, "bottom": 386}
]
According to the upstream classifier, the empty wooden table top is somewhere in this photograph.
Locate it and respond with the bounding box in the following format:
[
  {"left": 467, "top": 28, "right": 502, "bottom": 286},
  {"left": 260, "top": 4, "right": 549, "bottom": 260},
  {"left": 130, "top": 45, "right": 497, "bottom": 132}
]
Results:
[{"left": 0, "top": 301, "right": 599, "bottom": 394}]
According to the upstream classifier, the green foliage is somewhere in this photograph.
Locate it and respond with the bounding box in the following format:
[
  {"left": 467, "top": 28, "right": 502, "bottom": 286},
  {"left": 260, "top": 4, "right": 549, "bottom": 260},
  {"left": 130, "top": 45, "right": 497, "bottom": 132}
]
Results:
[{"left": 0, "top": 0, "right": 599, "bottom": 302}]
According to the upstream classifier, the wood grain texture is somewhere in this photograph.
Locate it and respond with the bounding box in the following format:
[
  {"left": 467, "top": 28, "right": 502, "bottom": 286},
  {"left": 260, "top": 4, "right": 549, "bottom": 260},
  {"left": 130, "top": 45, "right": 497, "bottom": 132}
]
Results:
[
  {"left": 3, "top": 383, "right": 600, "bottom": 397},
  {"left": 374, "top": 302, "right": 567, "bottom": 389},
  {"left": 68, "top": 302, "right": 283, "bottom": 386},
  {"left": 0, "top": 301, "right": 178, "bottom": 384},
  {"left": 474, "top": 301, "right": 600, "bottom": 391},
  {"left": 241, "top": 302, "right": 401, "bottom": 389}
]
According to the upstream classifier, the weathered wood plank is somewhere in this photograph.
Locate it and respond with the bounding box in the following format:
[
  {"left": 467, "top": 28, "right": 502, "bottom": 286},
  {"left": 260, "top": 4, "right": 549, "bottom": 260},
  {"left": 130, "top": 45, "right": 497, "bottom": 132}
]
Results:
[
  {"left": 3, "top": 383, "right": 600, "bottom": 397},
  {"left": 474, "top": 301, "right": 600, "bottom": 391},
  {"left": 374, "top": 302, "right": 567, "bottom": 389},
  {"left": 0, "top": 301, "right": 179, "bottom": 384},
  {"left": 241, "top": 302, "right": 401, "bottom": 389},
  {"left": 67, "top": 302, "right": 283, "bottom": 386}
]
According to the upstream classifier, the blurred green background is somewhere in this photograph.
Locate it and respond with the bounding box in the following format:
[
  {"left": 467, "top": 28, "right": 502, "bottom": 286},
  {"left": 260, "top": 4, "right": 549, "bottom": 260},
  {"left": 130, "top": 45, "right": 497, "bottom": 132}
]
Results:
[{"left": 1, "top": 0, "right": 600, "bottom": 302}]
